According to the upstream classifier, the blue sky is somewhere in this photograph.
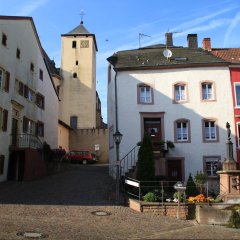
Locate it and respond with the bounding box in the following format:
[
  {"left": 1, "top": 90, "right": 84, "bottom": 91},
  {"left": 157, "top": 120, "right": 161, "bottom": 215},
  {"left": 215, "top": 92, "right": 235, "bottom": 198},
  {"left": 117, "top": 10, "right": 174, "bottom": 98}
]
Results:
[{"left": 1, "top": 0, "right": 240, "bottom": 122}]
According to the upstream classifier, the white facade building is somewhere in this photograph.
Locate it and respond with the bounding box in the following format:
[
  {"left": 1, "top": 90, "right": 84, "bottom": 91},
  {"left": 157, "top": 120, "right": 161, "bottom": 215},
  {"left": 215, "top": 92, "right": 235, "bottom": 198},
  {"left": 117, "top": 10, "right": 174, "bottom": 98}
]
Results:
[
  {"left": 0, "top": 16, "right": 58, "bottom": 181},
  {"left": 107, "top": 34, "right": 235, "bottom": 182}
]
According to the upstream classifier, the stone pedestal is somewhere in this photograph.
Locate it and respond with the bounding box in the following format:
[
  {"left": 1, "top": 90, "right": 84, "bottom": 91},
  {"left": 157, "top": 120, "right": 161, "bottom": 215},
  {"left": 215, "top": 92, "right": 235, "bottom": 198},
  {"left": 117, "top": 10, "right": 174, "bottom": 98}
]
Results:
[{"left": 218, "top": 170, "right": 240, "bottom": 202}]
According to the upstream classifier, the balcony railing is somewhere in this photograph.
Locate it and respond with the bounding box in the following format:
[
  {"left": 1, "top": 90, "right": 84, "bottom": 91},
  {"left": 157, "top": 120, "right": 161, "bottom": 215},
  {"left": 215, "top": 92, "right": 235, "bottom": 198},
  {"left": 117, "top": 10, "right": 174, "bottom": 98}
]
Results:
[{"left": 11, "top": 134, "right": 43, "bottom": 149}]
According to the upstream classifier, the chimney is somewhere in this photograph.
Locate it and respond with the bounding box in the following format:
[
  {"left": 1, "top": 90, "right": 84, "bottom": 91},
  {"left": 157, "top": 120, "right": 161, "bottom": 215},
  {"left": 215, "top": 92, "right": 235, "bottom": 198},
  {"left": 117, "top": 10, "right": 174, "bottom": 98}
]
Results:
[
  {"left": 187, "top": 34, "right": 198, "bottom": 48},
  {"left": 202, "top": 38, "right": 211, "bottom": 51},
  {"left": 165, "top": 32, "right": 173, "bottom": 47}
]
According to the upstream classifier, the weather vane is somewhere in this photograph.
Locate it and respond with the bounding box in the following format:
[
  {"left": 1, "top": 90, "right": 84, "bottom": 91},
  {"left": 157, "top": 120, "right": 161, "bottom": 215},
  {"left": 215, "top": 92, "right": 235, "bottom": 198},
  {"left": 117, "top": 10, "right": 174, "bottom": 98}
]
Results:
[{"left": 80, "top": 9, "right": 85, "bottom": 23}]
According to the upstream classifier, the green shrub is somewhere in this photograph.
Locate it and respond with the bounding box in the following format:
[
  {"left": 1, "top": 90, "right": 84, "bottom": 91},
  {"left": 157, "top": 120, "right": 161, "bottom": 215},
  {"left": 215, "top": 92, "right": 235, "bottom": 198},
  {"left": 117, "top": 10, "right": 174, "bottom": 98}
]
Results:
[
  {"left": 143, "top": 192, "right": 157, "bottom": 202},
  {"left": 136, "top": 133, "right": 155, "bottom": 182},
  {"left": 195, "top": 171, "right": 208, "bottom": 194},
  {"left": 230, "top": 210, "right": 240, "bottom": 228},
  {"left": 173, "top": 191, "right": 185, "bottom": 202},
  {"left": 185, "top": 173, "right": 198, "bottom": 197}
]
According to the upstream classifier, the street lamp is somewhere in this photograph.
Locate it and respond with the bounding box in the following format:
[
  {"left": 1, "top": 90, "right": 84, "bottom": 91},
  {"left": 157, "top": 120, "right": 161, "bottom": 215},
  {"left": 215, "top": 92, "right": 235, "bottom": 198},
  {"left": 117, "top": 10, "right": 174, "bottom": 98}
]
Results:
[{"left": 113, "top": 130, "right": 123, "bottom": 204}]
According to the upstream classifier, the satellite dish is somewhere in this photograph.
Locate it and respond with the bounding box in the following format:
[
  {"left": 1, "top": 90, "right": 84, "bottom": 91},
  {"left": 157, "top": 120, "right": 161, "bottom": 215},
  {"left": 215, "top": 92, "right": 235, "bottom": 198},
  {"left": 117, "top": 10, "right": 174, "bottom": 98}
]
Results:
[{"left": 163, "top": 49, "right": 172, "bottom": 59}]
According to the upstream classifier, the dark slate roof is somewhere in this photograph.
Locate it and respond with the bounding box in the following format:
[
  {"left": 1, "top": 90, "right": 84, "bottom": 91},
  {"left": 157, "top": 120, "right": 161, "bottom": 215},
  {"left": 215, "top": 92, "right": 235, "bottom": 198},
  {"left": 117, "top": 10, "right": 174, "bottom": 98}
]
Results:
[
  {"left": 211, "top": 48, "right": 240, "bottom": 64},
  {"left": 67, "top": 21, "right": 90, "bottom": 35},
  {"left": 107, "top": 46, "right": 229, "bottom": 70},
  {"left": 42, "top": 49, "right": 61, "bottom": 77},
  {"left": 62, "top": 21, "right": 98, "bottom": 51}
]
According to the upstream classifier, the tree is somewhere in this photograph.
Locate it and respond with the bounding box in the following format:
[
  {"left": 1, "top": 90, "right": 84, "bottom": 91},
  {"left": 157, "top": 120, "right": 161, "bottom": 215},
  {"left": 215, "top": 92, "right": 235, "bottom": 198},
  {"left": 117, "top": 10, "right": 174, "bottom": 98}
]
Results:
[
  {"left": 185, "top": 173, "right": 198, "bottom": 197},
  {"left": 136, "top": 133, "right": 155, "bottom": 182},
  {"left": 194, "top": 171, "right": 208, "bottom": 194}
]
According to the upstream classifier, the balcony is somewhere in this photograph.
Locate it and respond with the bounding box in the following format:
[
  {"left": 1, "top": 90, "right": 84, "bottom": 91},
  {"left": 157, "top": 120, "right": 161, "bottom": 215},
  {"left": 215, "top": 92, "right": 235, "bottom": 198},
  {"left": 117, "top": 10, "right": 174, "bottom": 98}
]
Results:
[{"left": 10, "top": 134, "right": 43, "bottom": 149}]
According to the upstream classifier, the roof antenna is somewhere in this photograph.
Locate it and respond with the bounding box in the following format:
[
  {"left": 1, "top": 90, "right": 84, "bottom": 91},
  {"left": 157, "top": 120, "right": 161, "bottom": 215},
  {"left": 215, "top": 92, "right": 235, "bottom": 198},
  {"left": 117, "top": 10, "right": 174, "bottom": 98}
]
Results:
[
  {"left": 80, "top": 9, "right": 85, "bottom": 24},
  {"left": 139, "top": 33, "right": 151, "bottom": 48}
]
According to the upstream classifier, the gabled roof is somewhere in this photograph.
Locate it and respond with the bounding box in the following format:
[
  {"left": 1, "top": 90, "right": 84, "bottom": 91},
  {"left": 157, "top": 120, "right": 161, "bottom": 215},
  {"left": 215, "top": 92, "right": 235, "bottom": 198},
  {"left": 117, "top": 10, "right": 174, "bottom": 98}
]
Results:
[
  {"left": 107, "top": 46, "right": 228, "bottom": 71},
  {"left": 0, "top": 15, "right": 59, "bottom": 98},
  {"left": 61, "top": 21, "right": 98, "bottom": 51},
  {"left": 67, "top": 22, "right": 90, "bottom": 35},
  {"left": 210, "top": 48, "right": 240, "bottom": 64},
  {"left": 42, "top": 49, "right": 61, "bottom": 78}
]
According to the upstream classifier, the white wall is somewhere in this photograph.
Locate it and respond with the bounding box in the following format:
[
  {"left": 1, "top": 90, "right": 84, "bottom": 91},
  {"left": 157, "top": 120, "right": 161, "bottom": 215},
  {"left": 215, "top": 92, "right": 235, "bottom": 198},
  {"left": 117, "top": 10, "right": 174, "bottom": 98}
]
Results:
[
  {"left": 0, "top": 19, "right": 58, "bottom": 181},
  {"left": 108, "top": 66, "right": 234, "bottom": 180}
]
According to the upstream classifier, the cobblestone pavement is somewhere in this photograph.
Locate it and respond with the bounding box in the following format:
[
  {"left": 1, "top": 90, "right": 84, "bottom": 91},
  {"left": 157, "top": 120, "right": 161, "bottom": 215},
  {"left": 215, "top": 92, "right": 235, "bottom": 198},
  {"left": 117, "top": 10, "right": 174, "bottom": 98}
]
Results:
[{"left": 0, "top": 164, "right": 239, "bottom": 240}]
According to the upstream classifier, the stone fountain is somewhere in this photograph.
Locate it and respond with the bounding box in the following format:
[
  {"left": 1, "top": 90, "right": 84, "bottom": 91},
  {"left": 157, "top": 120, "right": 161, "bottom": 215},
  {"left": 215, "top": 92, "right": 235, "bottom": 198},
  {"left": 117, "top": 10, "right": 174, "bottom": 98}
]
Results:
[{"left": 217, "top": 122, "right": 240, "bottom": 203}]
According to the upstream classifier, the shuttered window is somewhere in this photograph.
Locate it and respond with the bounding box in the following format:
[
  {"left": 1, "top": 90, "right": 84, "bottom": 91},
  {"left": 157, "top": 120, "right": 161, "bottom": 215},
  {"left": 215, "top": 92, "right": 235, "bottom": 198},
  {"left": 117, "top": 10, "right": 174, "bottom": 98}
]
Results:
[{"left": 2, "top": 109, "right": 8, "bottom": 131}]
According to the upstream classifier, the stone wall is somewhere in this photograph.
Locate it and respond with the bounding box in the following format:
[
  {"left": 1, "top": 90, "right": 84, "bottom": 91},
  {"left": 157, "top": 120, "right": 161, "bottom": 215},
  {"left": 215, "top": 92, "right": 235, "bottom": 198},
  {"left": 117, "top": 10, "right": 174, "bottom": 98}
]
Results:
[
  {"left": 69, "top": 128, "right": 109, "bottom": 163},
  {"left": 128, "top": 199, "right": 195, "bottom": 220}
]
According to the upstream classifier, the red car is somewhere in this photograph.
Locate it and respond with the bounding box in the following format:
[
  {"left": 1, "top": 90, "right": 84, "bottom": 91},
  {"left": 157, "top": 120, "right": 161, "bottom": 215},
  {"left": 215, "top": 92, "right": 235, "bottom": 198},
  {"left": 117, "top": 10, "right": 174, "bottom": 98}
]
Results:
[{"left": 63, "top": 150, "right": 96, "bottom": 164}]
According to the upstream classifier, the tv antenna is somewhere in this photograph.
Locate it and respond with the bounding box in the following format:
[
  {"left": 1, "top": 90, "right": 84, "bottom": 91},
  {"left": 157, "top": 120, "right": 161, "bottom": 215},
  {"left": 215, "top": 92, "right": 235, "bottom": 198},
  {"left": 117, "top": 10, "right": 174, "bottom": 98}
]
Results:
[
  {"left": 80, "top": 9, "right": 85, "bottom": 23},
  {"left": 139, "top": 33, "right": 151, "bottom": 48}
]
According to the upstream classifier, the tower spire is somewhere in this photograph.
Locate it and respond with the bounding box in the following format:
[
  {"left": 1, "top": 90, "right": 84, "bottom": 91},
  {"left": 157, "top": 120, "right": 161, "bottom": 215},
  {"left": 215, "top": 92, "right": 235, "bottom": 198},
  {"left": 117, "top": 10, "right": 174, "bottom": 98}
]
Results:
[{"left": 80, "top": 9, "right": 85, "bottom": 24}]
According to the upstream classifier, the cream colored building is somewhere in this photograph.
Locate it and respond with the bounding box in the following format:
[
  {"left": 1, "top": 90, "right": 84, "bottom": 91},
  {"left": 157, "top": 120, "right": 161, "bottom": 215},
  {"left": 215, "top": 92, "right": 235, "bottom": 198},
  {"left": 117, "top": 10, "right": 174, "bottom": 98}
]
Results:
[
  {"left": 0, "top": 16, "right": 58, "bottom": 181},
  {"left": 107, "top": 34, "right": 235, "bottom": 182},
  {"left": 59, "top": 21, "right": 98, "bottom": 129}
]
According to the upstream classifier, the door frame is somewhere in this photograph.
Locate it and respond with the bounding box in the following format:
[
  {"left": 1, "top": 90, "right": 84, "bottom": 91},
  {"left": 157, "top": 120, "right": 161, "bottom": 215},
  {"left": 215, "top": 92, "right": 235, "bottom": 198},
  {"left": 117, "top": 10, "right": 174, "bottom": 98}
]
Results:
[
  {"left": 140, "top": 112, "right": 165, "bottom": 139},
  {"left": 165, "top": 157, "right": 185, "bottom": 181}
]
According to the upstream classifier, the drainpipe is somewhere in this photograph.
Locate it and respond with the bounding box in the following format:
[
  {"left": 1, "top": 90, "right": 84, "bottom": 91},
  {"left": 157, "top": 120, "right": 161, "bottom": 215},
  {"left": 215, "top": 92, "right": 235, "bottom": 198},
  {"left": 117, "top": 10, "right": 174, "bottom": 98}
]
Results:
[
  {"left": 114, "top": 70, "right": 119, "bottom": 132},
  {"left": 114, "top": 69, "right": 120, "bottom": 204}
]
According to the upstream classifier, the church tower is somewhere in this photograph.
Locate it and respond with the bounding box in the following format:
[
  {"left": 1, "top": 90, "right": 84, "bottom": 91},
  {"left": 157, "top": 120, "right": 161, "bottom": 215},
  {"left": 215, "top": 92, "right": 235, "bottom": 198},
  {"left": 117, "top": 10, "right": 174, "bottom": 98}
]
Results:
[{"left": 59, "top": 20, "right": 98, "bottom": 129}]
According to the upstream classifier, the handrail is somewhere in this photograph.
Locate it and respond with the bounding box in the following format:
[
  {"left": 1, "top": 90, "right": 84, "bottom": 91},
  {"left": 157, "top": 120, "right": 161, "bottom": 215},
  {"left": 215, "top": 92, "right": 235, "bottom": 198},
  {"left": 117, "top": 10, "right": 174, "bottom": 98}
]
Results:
[
  {"left": 119, "top": 145, "right": 140, "bottom": 176},
  {"left": 11, "top": 134, "right": 43, "bottom": 149}
]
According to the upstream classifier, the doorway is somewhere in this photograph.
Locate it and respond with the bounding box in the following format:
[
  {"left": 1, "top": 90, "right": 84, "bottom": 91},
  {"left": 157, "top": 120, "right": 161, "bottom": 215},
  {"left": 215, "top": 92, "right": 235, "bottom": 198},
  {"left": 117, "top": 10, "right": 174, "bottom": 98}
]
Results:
[
  {"left": 167, "top": 159, "right": 183, "bottom": 183},
  {"left": 7, "top": 151, "right": 25, "bottom": 181},
  {"left": 11, "top": 118, "right": 18, "bottom": 146}
]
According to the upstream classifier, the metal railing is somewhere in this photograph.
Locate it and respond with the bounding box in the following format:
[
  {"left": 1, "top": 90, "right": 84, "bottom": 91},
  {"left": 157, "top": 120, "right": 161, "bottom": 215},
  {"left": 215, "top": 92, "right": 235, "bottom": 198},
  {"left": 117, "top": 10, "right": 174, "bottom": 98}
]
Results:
[
  {"left": 119, "top": 145, "right": 140, "bottom": 177},
  {"left": 11, "top": 134, "right": 43, "bottom": 149}
]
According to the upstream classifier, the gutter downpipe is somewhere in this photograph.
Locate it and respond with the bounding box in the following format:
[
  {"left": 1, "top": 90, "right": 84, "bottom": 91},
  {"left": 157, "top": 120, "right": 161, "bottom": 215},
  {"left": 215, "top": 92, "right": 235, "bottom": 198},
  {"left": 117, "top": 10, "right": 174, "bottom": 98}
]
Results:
[{"left": 114, "top": 69, "right": 120, "bottom": 204}]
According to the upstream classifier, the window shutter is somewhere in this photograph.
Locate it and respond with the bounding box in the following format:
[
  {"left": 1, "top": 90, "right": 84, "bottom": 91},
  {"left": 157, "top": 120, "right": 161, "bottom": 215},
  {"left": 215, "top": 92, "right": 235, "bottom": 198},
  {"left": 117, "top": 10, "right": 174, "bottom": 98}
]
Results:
[
  {"left": 4, "top": 71, "right": 10, "bottom": 92},
  {"left": 19, "top": 82, "right": 23, "bottom": 96},
  {"left": 2, "top": 109, "right": 8, "bottom": 131},
  {"left": 23, "top": 116, "right": 27, "bottom": 133},
  {"left": 24, "top": 85, "right": 28, "bottom": 98},
  {"left": 35, "top": 121, "right": 39, "bottom": 135}
]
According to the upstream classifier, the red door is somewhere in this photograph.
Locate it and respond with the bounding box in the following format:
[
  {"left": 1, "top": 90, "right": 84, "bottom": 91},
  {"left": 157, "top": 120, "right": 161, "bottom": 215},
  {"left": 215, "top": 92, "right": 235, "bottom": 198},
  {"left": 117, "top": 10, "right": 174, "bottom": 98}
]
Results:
[{"left": 144, "top": 118, "right": 162, "bottom": 150}]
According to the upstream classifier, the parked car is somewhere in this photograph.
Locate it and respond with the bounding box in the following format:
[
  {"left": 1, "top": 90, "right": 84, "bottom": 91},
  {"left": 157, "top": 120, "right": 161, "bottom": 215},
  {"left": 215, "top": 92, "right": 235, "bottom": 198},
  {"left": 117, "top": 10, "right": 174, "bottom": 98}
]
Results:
[{"left": 63, "top": 150, "right": 96, "bottom": 164}]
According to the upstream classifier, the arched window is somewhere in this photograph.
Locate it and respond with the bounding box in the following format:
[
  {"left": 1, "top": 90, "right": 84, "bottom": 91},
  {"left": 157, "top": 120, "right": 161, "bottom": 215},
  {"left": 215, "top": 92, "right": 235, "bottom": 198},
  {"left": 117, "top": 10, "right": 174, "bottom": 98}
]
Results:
[
  {"left": 174, "top": 119, "right": 191, "bottom": 143},
  {"left": 173, "top": 82, "right": 187, "bottom": 103},
  {"left": 137, "top": 84, "right": 153, "bottom": 104}
]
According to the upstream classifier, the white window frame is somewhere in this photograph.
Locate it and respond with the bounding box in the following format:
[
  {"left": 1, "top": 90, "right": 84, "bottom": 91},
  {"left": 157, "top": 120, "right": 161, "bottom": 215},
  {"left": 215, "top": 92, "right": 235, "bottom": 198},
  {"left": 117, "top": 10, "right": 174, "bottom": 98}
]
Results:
[
  {"left": 234, "top": 83, "right": 240, "bottom": 108},
  {"left": 202, "top": 83, "right": 213, "bottom": 100},
  {"left": 203, "top": 156, "right": 220, "bottom": 177},
  {"left": 204, "top": 121, "right": 216, "bottom": 141},
  {"left": 175, "top": 84, "right": 186, "bottom": 102},
  {"left": 176, "top": 121, "right": 188, "bottom": 141},
  {"left": 139, "top": 86, "right": 152, "bottom": 103},
  {"left": 237, "top": 122, "right": 240, "bottom": 148}
]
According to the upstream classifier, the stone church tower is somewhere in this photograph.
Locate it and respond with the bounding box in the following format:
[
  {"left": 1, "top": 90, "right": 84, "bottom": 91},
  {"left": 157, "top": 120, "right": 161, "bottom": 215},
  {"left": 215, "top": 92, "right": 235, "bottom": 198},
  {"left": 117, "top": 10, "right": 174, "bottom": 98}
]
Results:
[{"left": 59, "top": 20, "right": 98, "bottom": 129}]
